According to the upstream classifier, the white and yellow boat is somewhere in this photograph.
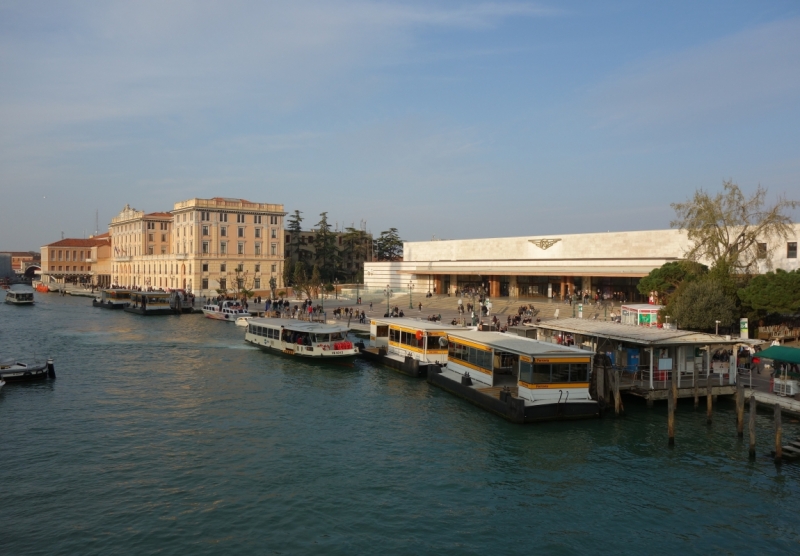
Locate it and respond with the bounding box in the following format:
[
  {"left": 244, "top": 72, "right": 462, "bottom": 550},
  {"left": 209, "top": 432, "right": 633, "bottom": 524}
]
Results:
[{"left": 245, "top": 318, "right": 359, "bottom": 363}]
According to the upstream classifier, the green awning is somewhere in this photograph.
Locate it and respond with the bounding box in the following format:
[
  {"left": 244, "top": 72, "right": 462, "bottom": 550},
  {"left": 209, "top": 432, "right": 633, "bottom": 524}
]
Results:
[{"left": 755, "top": 346, "right": 800, "bottom": 365}]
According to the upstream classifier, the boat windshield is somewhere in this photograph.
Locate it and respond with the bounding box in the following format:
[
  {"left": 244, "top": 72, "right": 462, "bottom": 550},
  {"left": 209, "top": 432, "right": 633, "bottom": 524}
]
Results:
[
  {"left": 329, "top": 332, "right": 344, "bottom": 341},
  {"left": 519, "top": 361, "right": 590, "bottom": 384}
]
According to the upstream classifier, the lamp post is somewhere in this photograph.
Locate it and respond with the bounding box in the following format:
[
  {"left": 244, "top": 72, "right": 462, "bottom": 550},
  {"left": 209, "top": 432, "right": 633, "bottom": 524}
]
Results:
[
  {"left": 408, "top": 280, "right": 413, "bottom": 309},
  {"left": 320, "top": 283, "right": 325, "bottom": 313},
  {"left": 334, "top": 278, "right": 339, "bottom": 300},
  {"left": 384, "top": 285, "right": 392, "bottom": 316},
  {"left": 715, "top": 320, "right": 721, "bottom": 336}
]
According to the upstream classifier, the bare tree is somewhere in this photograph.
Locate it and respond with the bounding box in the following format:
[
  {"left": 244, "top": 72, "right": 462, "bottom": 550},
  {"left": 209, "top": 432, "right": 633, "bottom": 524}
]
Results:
[{"left": 671, "top": 180, "right": 798, "bottom": 273}]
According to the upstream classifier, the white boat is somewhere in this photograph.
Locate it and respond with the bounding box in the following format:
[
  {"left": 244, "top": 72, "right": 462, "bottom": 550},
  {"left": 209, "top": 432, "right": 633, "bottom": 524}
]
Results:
[
  {"left": 244, "top": 317, "right": 359, "bottom": 362},
  {"left": 93, "top": 289, "right": 132, "bottom": 309},
  {"left": 0, "top": 379, "right": 5, "bottom": 391},
  {"left": 202, "top": 300, "right": 252, "bottom": 321},
  {"left": 4, "top": 285, "right": 35, "bottom": 305},
  {"left": 235, "top": 316, "right": 253, "bottom": 327},
  {"left": 0, "top": 358, "right": 56, "bottom": 382}
]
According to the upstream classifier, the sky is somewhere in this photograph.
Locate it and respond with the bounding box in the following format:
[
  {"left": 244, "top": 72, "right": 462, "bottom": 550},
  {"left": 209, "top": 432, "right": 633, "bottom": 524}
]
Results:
[{"left": 2, "top": 0, "right": 800, "bottom": 250}]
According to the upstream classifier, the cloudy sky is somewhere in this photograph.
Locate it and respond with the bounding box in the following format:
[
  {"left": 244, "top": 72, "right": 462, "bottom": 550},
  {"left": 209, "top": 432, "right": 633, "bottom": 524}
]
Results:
[{"left": 2, "top": 0, "right": 800, "bottom": 249}]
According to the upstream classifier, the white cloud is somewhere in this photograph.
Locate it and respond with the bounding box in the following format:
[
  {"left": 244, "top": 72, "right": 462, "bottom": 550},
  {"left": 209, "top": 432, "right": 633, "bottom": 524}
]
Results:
[{"left": 589, "top": 18, "right": 800, "bottom": 129}]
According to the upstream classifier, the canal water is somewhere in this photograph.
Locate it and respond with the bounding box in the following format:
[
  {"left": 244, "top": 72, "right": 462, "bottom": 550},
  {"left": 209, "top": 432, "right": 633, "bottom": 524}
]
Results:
[{"left": 2, "top": 294, "right": 799, "bottom": 555}]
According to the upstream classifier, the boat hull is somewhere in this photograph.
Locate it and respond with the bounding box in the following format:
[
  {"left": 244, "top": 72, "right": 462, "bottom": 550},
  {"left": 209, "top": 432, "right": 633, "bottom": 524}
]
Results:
[
  {"left": 0, "top": 361, "right": 55, "bottom": 383},
  {"left": 124, "top": 306, "right": 176, "bottom": 316},
  {"left": 250, "top": 340, "right": 358, "bottom": 364},
  {"left": 4, "top": 299, "right": 35, "bottom": 305},
  {"left": 92, "top": 299, "right": 128, "bottom": 309}
]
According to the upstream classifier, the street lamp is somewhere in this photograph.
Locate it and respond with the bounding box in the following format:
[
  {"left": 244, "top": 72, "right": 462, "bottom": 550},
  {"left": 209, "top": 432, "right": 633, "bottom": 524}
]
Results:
[
  {"left": 384, "top": 285, "right": 393, "bottom": 316},
  {"left": 320, "top": 283, "right": 325, "bottom": 312},
  {"left": 715, "top": 320, "right": 721, "bottom": 335},
  {"left": 334, "top": 278, "right": 339, "bottom": 300},
  {"left": 408, "top": 280, "right": 413, "bottom": 309}
]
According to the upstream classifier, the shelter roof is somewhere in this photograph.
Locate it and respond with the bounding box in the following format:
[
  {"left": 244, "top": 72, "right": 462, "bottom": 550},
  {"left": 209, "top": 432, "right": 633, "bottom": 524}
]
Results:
[
  {"left": 448, "top": 330, "right": 590, "bottom": 357},
  {"left": 534, "top": 318, "right": 755, "bottom": 347},
  {"left": 755, "top": 346, "right": 800, "bottom": 365},
  {"left": 369, "top": 317, "right": 461, "bottom": 331}
]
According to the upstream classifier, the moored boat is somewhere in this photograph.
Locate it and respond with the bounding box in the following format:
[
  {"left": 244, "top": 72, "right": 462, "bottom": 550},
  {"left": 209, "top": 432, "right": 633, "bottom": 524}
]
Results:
[
  {"left": 428, "top": 331, "right": 598, "bottom": 423},
  {"left": 235, "top": 316, "right": 253, "bottom": 327},
  {"left": 202, "top": 300, "right": 251, "bottom": 321},
  {"left": 0, "top": 358, "right": 56, "bottom": 382},
  {"left": 245, "top": 318, "right": 359, "bottom": 362},
  {"left": 124, "top": 292, "right": 176, "bottom": 315},
  {"left": 93, "top": 289, "right": 132, "bottom": 309},
  {"left": 4, "top": 285, "right": 35, "bottom": 305}
]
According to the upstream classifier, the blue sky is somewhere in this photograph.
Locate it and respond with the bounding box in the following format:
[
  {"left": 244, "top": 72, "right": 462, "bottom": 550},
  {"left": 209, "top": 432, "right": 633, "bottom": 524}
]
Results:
[{"left": 2, "top": 0, "right": 800, "bottom": 249}]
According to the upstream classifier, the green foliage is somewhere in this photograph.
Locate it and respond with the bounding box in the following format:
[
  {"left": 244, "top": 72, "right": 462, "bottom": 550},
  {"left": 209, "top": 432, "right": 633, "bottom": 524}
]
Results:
[
  {"left": 341, "top": 227, "right": 371, "bottom": 282},
  {"left": 637, "top": 261, "right": 707, "bottom": 301},
  {"left": 286, "top": 210, "right": 305, "bottom": 262},
  {"left": 314, "top": 212, "right": 339, "bottom": 282},
  {"left": 738, "top": 269, "right": 800, "bottom": 316},
  {"left": 374, "top": 228, "right": 403, "bottom": 261},
  {"left": 664, "top": 277, "right": 738, "bottom": 331}
]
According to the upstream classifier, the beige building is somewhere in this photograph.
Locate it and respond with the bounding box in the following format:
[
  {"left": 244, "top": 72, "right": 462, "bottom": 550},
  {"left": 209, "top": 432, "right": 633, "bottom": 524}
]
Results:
[
  {"left": 364, "top": 225, "right": 800, "bottom": 301},
  {"left": 110, "top": 197, "right": 285, "bottom": 296},
  {"left": 40, "top": 234, "right": 113, "bottom": 287}
]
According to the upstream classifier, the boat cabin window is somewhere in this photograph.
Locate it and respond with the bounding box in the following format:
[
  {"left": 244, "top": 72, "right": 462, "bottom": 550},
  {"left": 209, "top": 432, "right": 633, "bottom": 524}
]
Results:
[
  {"left": 427, "top": 335, "right": 446, "bottom": 350},
  {"left": 519, "top": 361, "right": 590, "bottom": 384},
  {"left": 390, "top": 328, "right": 425, "bottom": 349},
  {"left": 329, "top": 332, "right": 344, "bottom": 341},
  {"left": 448, "top": 341, "right": 492, "bottom": 372},
  {"left": 375, "top": 325, "right": 389, "bottom": 338}
]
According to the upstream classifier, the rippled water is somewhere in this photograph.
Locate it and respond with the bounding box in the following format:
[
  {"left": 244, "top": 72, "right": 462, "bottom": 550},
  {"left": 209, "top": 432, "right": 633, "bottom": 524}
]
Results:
[{"left": 2, "top": 294, "right": 799, "bottom": 555}]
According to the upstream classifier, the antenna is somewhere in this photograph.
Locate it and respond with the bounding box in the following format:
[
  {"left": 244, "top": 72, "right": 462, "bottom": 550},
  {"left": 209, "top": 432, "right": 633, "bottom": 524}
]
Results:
[
  {"left": 61, "top": 231, "right": 64, "bottom": 240},
  {"left": 95, "top": 209, "right": 99, "bottom": 235}
]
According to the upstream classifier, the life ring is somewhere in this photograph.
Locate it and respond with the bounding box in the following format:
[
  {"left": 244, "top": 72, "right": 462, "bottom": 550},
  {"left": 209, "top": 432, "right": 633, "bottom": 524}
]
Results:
[{"left": 415, "top": 330, "right": 423, "bottom": 341}]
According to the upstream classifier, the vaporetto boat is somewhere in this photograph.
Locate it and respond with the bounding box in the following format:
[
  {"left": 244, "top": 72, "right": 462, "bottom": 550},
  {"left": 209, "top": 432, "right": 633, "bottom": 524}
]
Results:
[
  {"left": 202, "top": 300, "right": 252, "bottom": 321},
  {"left": 4, "top": 285, "right": 35, "bottom": 306},
  {"left": 92, "top": 289, "right": 132, "bottom": 309},
  {"left": 244, "top": 318, "right": 359, "bottom": 362}
]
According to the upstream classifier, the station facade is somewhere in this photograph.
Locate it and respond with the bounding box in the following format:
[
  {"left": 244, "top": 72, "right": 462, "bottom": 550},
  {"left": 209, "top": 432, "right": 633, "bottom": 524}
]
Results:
[{"left": 363, "top": 226, "right": 800, "bottom": 300}]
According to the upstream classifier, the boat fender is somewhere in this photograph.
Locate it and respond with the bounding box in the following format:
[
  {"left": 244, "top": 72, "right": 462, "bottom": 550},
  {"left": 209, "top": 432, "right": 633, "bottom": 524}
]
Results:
[
  {"left": 416, "top": 330, "right": 423, "bottom": 341},
  {"left": 47, "top": 358, "right": 56, "bottom": 379},
  {"left": 438, "top": 336, "right": 448, "bottom": 348}
]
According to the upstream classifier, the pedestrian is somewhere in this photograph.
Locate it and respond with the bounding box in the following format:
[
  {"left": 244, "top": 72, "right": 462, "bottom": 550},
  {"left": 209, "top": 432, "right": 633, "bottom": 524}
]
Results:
[{"left": 418, "top": 302, "right": 422, "bottom": 311}]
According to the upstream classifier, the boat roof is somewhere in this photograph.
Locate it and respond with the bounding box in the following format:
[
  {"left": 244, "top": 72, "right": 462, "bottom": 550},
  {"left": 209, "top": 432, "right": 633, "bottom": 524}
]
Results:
[
  {"left": 132, "top": 291, "right": 170, "bottom": 297},
  {"left": 534, "top": 318, "right": 760, "bottom": 347},
  {"left": 249, "top": 317, "right": 350, "bottom": 334},
  {"left": 7, "top": 285, "right": 34, "bottom": 293},
  {"left": 370, "top": 317, "right": 462, "bottom": 331},
  {"left": 621, "top": 304, "right": 663, "bottom": 311},
  {"left": 447, "top": 330, "right": 590, "bottom": 358}
]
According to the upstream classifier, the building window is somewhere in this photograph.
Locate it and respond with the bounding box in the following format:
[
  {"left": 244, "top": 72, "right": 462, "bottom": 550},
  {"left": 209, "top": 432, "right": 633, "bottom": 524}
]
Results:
[
  {"left": 202, "top": 225, "right": 209, "bottom": 236},
  {"left": 238, "top": 227, "right": 244, "bottom": 238},
  {"left": 160, "top": 233, "right": 166, "bottom": 242},
  {"left": 220, "top": 263, "right": 226, "bottom": 272},
  {"left": 202, "top": 241, "right": 209, "bottom": 254},
  {"left": 271, "top": 243, "right": 277, "bottom": 255},
  {"left": 237, "top": 213, "right": 245, "bottom": 223},
  {"left": 238, "top": 242, "right": 244, "bottom": 255},
  {"left": 789, "top": 242, "right": 798, "bottom": 259},
  {"left": 255, "top": 264, "right": 260, "bottom": 272},
  {"left": 237, "top": 263, "right": 244, "bottom": 272},
  {"left": 220, "top": 213, "right": 228, "bottom": 222},
  {"left": 148, "top": 233, "right": 154, "bottom": 242},
  {"left": 254, "top": 215, "right": 262, "bottom": 224},
  {"left": 757, "top": 242, "right": 767, "bottom": 259},
  {"left": 202, "top": 278, "right": 209, "bottom": 289},
  {"left": 219, "top": 278, "right": 226, "bottom": 290},
  {"left": 285, "top": 234, "right": 290, "bottom": 244},
  {"left": 271, "top": 228, "right": 277, "bottom": 239},
  {"left": 201, "top": 211, "right": 209, "bottom": 221},
  {"left": 147, "top": 222, "right": 154, "bottom": 230},
  {"left": 255, "top": 243, "right": 261, "bottom": 256},
  {"left": 221, "top": 226, "right": 227, "bottom": 237},
  {"left": 202, "top": 263, "right": 209, "bottom": 272},
  {"left": 255, "top": 228, "right": 261, "bottom": 238},
  {"left": 161, "top": 246, "right": 167, "bottom": 254},
  {"left": 254, "top": 278, "right": 261, "bottom": 289},
  {"left": 271, "top": 264, "right": 276, "bottom": 272},
  {"left": 161, "top": 222, "right": 168, "bottom": 230},
  {"left": 221, "top": 242, "right": 227, "bottom": 254},
  {"left": 148, "top": 246, "right": 154, "bottom": 255},
  {"left": 270, "top": 215, "right": 278, "bottom": 225}
]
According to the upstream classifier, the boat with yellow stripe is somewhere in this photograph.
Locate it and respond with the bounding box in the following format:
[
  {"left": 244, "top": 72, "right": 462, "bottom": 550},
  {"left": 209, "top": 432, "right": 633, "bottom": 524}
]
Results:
[
  {"left": 429, "top": 330, "right": 598, "bottom": 422},
  {"left": 360, "top": 317, "right": 461, "bottom": 377}
]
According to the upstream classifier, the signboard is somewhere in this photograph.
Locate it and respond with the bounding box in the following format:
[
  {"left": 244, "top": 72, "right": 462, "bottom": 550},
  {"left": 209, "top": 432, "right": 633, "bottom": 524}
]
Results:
[{"left": 740, "top": 318, "right": 749, "bottom": 339}]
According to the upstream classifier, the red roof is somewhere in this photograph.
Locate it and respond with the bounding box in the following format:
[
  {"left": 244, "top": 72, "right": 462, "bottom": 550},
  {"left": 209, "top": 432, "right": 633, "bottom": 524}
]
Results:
[
  {"left": 145, "top": 212, "right": 173, "bottom": 218},
  {"left": 44, "top": 238, "right": 109, "bottom": 248},
  {"left": 93, "top": 232, "right": 110, "bottom": 239}
]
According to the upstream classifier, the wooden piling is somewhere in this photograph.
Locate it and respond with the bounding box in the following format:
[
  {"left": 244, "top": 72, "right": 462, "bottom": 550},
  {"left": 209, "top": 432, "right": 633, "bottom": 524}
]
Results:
[
  {"left": 706, "top": 375, "right": 713, "bottom": 425},
  {"left": 748, "top": 394, "right": 756, "bottom": 459},
  {"left": 667, "top": 386, "right": 675, "bottom": 446},
  {"left": 596, "top": 358, "right": 605, "bottom": 411},
  {"left": 693, "top": 367, "right": 699, "bottom": 409},
  {"left": 735, "top": 380, "right": 744, "bottom": 438},
  {"left": 670, "top": 369, "right": 678, "bottom": 412},
  {"left": 774, "top": 404, "right": 782, "bottom": 463},
  {"left": 613, "top": 370, "right": 621, "bottom": 416}
]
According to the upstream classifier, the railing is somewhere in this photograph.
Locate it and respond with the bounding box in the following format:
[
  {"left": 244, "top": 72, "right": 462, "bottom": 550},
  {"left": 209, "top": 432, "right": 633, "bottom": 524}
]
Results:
[{"left": 616, "top": 363, "right": 738, "bottom": 390}]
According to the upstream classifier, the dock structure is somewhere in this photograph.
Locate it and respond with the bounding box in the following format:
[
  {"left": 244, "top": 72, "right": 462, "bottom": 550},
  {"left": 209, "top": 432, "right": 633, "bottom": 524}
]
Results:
[{"left": 533, "top": 318, "right": 759, "bottom": 405}]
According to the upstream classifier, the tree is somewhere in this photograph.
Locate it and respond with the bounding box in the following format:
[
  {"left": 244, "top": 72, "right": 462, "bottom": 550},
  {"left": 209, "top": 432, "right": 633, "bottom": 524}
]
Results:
[
  {"left": 671, "top": 180, "right": 798, "bottom": 274},
  {"left": 637, "top": 261, "right": 707, "bottom": 303},
  {"left": 292, "top": 261, "right": 307, "bottom": 292},
  {"left": 286, "top": 210, "right": 305, "bottom": 262},
  {"left": 341, "top": 227, "right": 371, "bottom": 282},
  {"left": 664, "top": 277, "right": 739, "bottom": 331},
  {"left": 738, "top": 269, "right": 800, "bottom": 316},
  {"left": 310, "top": 264, "right": 322, "bottom": 297},
  {"left": 314, "top": 212, "right": 339, "bottom": 281},
  {"left": 374, "top": 228, "right": 403, "bottom": 261}
]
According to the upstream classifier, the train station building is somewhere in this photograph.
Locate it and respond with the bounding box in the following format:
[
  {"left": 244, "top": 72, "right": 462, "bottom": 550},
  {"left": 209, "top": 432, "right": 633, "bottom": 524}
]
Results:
[{"left": 363, "top": 227, "right": 800, "bottom": 301}]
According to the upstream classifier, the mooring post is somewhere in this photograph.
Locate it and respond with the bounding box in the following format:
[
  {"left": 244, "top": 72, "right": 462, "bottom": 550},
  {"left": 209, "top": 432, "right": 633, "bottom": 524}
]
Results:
[
  {"left": 613, "top": 370, "right": 621, "bottom": 416},
  {"left": 736, "top": 380, "right": 744, "bottom": 438},
  {"left": 748, "top": 394, "right": 756, "bottom": 459},
  {"left": 596, "top": 357, "right": 605, "bottom": 412},
  {"left": 693, "top": 367, "right": 699, "bottom": 409},
  {"left": 667, "top": 386, "right": 675, "bottom": 447},
  {"left": 774, "top": 404, "right": 782, "bottom": 464},
  {"left": 706, "top": 374, "right": 713, "bottom": 425},
  {"left": 671, "top": 368, "right": 678, "bottom": 411}
]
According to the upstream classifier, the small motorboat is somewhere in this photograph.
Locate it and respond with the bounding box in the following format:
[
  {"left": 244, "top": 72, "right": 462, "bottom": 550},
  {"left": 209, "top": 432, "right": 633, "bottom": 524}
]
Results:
[
  {"left": 0, "top": 358, "right": 56, "bottom": 382},
  {"left": 235, "top": 316, "right": 253, "bottom": 327}
]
